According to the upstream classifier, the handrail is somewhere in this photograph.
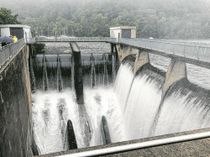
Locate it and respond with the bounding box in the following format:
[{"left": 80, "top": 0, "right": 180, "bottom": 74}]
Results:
[
  {"left": 0, "top": 39, "right": 25, "bottom": 69},
  {"left": 36, "top": 37, "right": 114, "bottom": 42},
  {"left": 117, "top": 38, "right": 210, "bottom": 66},
  {"left": 35, "top": 36, "right": 210, "bottom": 68},
  {"left": 55, "top": 130, "right": 210, "bottom": 157}
]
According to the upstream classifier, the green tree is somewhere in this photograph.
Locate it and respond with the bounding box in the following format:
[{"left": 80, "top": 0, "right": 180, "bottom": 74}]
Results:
[{"left": 0, "top": 8, "right": 20, "bottom": 24}]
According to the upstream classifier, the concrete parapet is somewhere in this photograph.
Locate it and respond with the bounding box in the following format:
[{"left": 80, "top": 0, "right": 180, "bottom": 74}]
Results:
[{"left": 70, "top": 42, "right": 84, "bottom": 105}]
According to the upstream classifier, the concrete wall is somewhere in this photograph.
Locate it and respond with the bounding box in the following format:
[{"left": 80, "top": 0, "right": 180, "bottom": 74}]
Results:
[
  {"left": 131, "top": 29, "right": 136, "bottom": 38},
  {"left": 0, "top": 46, "right": 32, "bottom": 157},
  {"left": 110, "top": 29, "right": 121, "bottom": 39}
]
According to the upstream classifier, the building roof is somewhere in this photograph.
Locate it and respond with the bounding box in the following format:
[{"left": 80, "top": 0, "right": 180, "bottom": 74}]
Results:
[
  {"left": 110, "top": 26, "right": 136, "bottom": 30},
  {"left": 0, "top": 24, "right": 31, "bottom": 29}
]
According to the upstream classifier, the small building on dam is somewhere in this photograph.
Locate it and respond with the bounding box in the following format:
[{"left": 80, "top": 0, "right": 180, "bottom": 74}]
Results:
[
  {"left": 0, "top": 24, "right": 32, "bottom": 43},
  {"left": 110, "top": 26, "right": 137, "bottom": 39}
]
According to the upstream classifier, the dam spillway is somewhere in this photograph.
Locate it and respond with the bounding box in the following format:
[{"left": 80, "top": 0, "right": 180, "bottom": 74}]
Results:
[
  {"left": 2, "top": 38, "right": 210, "bottom": 156},
  {"left": 29, "top": 41, "right": 210, "bottom": 156}
]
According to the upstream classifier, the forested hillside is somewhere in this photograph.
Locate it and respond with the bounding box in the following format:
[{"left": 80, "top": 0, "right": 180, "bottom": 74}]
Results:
[{"left": 1, "top": 0, "right": 210, "bottom": 38}]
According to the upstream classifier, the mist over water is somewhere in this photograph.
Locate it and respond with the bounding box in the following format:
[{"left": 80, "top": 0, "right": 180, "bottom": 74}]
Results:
[{"left": 32, "top": 87, "right": 127, "bottom": 154}]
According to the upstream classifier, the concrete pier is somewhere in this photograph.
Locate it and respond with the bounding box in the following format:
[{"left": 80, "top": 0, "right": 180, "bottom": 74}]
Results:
[
  {"left": 162, "top": 58, "right": 186, "bottom": 97},
  {"left": 42, "top": 54, "right": 49, "bottom": 91},
  {"left": 116, "top": 44, "right": 138, "bottom": 62},
  {"left": 133, "top": 50, "right": 150, "bottom": 74},
  {"left": 57, "top": 54, "right": 63, "bottom": 92},
  {"left": 101, "top": 116, "right": 111, "bottom": 145},
  {"left": 67, "top": 120, "right": 77, "bottom": 150},
  {"left": 111, "top": 44, "right": 117, "bottom": 79},
  {"left": 70, "top": 42, "right": 84, "bottom": 105},
  {"left": 90, "top": 53, "right": 96, "bottom": 88}
]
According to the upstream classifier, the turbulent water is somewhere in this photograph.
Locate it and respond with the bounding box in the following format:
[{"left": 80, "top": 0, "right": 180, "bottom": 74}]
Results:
[
  {"left": 32, "top": 43, "right": 210, "bottom": 155},
  {"left": 32, "top": 87, "right": 126, "bottom": 154},
  {"left": 124, "top": 68, "right": 164, "bottom": 139}
]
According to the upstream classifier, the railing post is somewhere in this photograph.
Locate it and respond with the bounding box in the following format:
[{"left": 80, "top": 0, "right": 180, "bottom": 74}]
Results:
[{"left": 70, "top": 42, "right": 84, "bottom": 105}]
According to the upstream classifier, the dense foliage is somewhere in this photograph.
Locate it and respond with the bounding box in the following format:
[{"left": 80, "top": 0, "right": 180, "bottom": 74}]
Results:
[
  {"left": 0, "top": 8, "right": 20, "bottom": 24},
  {"left": 1, "top": 0, "right": 210, "bottom": 38}
]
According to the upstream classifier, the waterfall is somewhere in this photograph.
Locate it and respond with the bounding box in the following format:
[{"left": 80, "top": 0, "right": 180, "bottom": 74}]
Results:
[
  {"left": 112, "top": 52, "right": 116, "bottom": 80},
  {"left": 114, "top": 62, "right": 210, "bottom": 140},
  {"left": 114, "top": 63, "right": 164, "bottom": 139},
  {"left": 102, "top": 54, "right": 109, "bottom": 86},
  {"left": 32, "top": 90, "right": 85, "bottom": 154},
  {"left": 32, "top": 88, "right": 127, "bottom": 154},
  {"left": 114, "top": 63, "right": 134, "bottom": 109},
  {"left": 32, "top": 52, "right": 210, "bottom": 155},
  {"left": 152, "top": 79, "right": 210, "bottom": 136},
  {"left": 124, "top": 71, "right": 163, "bottom": 139},
  {"left": 90, "top": 54, "right": 96, "bottom": 88},
  {"left": 42, "top": 54, "right": 49, "bottom": 91},
  {"left": 84, "top": 88, "right": 127, "bottom": 146}
]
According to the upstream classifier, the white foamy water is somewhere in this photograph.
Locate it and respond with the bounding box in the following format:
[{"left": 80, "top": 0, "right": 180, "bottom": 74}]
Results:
[
  {"left": 124, "top": 75, "right": 162, "bottom": 140},
  {"left": 84, "top": 87, "right": 127, "bottom": 145},
  {"left": 154, "top": 90, "right": 210, "bottom": 136},
  {"left": 32, "top": 87, "right": 126, "bottom": 154},
  {"left": 32, "top": 62, "right": 210, "bottom": 155},
  {"left": 32, "top": 90, "right": 83, "bottom": 154},
  {"left": 114, "top": 63, "right": 134, "bottom": 109}
]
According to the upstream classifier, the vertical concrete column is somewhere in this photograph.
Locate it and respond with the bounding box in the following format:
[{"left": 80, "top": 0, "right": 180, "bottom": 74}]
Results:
[
  {"left": 111, "top": 43, "right": 114, "bottom": 54},
  {"left": 71, "top": 56, "right": 74, "bottom": 89},
  {"left": 101, "top": 116, "right": 111, "bottom": 145},
  {"left": 90, "top": 53, "right": 96, "bottom": 88},
  {"left": 111, "top": 44, "right": 116, "bottom": 80},
  {"left": 133, "top": 50, "right": 150, "bottom": 74},
  {"left": 117, "top": 44, "right": 128, "bottom": 62},
  {"left": 57, "top": 54, "right": 63, "bottom": 92},
  {"left": 162, "top": 58, "right": 186, "bottom": 97},
  {"left": 42, "top": 54, "right": 48, "bottom": 91},
  {"left": 116, "top": 44, "right": 139, "bottom": 63},
  {"left": 70, "top": 42, "right": 84, "bottom": 105}
]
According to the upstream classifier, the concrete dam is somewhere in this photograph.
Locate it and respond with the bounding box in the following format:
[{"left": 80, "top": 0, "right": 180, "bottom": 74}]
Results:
[{"left": 1, "top": 37, "right": 210, "bottom": 157}]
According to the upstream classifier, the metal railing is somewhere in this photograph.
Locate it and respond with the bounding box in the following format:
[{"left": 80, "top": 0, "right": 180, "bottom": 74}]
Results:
[
  {"left": 35, "top": 36, "right": 210, "bottom": 67},
  {"left": 0, "top": 39, "right": 25, "bottom": 69},
  {"left": 118, "top": 38, "right": 210, "bottom": 64},
  {"left": 54, "top": 130, "right": 210, "bottom": 157},
  {"left": 36, "top": 36, "right": 114, "bottom": 42}
]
